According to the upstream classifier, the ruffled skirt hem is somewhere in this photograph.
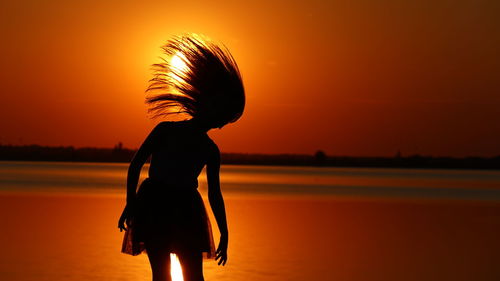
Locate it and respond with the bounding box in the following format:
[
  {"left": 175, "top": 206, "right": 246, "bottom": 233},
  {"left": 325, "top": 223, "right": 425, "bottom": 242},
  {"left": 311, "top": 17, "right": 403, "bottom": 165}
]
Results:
[{"left": 121, "top": 178, "right": 215, "bottom": 259}]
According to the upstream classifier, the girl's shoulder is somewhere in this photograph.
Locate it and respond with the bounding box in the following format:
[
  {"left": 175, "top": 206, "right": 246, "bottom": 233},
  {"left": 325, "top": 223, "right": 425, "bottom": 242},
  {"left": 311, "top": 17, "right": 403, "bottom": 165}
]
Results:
[{"left": 206, "top": 137, "right": 219, "bottom": 156}]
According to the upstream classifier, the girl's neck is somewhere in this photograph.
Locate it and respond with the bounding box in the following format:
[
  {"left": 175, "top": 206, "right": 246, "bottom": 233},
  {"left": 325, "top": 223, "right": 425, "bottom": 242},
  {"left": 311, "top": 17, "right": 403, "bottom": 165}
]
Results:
[{"left": 189, "top": 118, "right": 211, "bottom": 132}]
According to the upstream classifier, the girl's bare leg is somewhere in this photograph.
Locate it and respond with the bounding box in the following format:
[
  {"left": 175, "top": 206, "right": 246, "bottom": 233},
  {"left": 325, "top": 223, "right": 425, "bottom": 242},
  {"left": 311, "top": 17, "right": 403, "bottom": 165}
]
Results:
[
  {"left": 177, "top": 251, "right": 204, "bottom": 281},
  {"left": 146, "top": 242, "right": 172, "bottom": 281}
]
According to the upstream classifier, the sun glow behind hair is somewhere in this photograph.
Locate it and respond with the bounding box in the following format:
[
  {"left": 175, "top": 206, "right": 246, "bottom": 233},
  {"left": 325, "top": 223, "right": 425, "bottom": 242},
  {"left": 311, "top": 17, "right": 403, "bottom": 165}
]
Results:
[
  {"left": 146, "top": 34, "right": 245, "bottom": 126},
  {"left": 170, "top": 51, "right": 189, "bottom": 84}
]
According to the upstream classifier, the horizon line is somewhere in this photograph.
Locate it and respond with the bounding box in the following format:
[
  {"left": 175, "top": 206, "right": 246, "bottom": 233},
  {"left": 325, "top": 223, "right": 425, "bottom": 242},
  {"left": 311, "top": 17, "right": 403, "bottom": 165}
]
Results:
[{"left": 1, "top": 143, "right": 499, "bottom": 159}]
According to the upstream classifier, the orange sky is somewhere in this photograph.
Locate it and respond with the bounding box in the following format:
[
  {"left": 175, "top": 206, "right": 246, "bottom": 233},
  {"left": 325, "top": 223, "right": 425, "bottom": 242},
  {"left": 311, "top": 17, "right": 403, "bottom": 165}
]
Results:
[{"left": 1, "top": 0, "right": 499, "bottom": 157}]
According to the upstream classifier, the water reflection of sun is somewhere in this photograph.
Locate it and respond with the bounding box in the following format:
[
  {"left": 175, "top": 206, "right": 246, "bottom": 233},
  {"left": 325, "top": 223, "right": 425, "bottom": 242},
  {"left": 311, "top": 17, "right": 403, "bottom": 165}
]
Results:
[{"left": 171, "top": 254, "right": 184, "bottom": 281}]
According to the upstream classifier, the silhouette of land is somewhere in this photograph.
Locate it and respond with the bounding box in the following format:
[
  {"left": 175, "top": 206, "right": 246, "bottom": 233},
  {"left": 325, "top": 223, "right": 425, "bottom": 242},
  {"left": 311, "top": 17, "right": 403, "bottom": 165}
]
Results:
[{"left": 0, "top": 144, "right": 499, "bottom": 169}]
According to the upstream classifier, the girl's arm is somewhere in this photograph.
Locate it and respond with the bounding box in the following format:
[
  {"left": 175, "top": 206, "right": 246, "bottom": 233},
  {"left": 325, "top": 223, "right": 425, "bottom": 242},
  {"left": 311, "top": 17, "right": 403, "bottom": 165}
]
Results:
[
  {"left": 206, "top": 141, "right": 229, "bottom": 265},
  {"left": 118, "top": 125, "right": 159, "bottom": 231}
]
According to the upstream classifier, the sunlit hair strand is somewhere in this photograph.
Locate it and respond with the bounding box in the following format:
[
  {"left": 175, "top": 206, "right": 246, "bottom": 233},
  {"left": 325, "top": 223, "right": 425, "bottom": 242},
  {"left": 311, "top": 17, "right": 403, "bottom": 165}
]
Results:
[{"left": 145, "top": 34, "right": 245, "bottom": 127}]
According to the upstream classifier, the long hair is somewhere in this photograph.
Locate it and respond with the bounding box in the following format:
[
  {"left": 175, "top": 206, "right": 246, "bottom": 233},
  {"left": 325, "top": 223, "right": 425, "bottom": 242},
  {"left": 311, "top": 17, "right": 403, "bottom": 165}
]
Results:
[{"left": 146, "top": 34, "right": 245, "bottom": 127}]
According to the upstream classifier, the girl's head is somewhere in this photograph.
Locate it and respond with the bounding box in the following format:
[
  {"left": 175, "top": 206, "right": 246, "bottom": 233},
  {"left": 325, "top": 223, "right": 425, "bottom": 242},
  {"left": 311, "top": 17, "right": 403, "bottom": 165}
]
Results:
[{"left": 146, "top": 34, "right": 245, "bottom": 129}]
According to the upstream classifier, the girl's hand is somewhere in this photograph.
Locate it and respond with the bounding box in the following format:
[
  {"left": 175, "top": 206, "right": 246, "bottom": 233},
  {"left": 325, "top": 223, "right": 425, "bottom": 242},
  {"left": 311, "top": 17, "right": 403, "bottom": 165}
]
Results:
[
  {"left": 216, "top": 234, "right": 228, "bottom": 266},
  {"left": 118, "top": 205, "right": 133, "bottom": 232}
]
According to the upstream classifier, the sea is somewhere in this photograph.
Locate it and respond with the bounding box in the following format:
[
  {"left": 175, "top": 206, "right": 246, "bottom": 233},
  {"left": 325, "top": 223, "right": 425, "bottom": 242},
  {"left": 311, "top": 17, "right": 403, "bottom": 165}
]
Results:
[{"left": 0, "top": 161, "right": 499, "bottom": 281}]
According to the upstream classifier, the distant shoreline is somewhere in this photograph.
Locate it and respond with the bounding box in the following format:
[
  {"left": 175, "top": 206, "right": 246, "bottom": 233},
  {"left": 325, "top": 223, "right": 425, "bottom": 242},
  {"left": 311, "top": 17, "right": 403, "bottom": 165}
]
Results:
[{"left": 0, "top": 144, "right": 499, "bottom": 170}]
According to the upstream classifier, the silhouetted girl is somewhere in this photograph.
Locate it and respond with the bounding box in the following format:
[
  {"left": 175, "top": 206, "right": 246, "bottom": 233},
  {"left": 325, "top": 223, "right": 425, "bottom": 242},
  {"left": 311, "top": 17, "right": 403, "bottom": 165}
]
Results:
[{"left": 118, "top": 34, "right": 245, "bottom": 281}]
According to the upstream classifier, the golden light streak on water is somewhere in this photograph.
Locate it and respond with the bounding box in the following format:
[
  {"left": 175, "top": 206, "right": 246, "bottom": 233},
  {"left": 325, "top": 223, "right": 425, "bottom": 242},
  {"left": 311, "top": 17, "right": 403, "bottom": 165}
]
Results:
[{"left": 170, "top": 253, "right": 184, "bottom": 281}]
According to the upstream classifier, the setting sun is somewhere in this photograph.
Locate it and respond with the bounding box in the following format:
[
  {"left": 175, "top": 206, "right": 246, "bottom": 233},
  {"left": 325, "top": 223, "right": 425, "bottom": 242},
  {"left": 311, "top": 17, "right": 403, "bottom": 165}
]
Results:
[
  {"left": 1, "top": 1, "right": 500, "bottom": 281},
  {"left": 170, "top": 52, "right": 189, "bottom": 83}
]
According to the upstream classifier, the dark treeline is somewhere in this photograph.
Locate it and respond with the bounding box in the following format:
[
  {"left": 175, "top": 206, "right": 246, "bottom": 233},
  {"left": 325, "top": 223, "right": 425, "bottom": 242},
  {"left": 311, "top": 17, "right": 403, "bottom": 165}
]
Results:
[
  {"left": 0, "top": 143, "right": 135, "bottom": 163},
  {"left": 0, "top": 144, "right": 499, "bottom": 169}
]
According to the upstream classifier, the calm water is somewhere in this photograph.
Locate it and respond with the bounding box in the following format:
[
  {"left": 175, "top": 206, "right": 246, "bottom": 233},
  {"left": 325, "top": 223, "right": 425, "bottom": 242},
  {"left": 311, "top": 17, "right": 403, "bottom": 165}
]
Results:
[
  {"left": 1, "top": 161, "right": 500, "bottom": 281},
  {"left": 1, "top": 161, "right": 500, "bottom": 200}
]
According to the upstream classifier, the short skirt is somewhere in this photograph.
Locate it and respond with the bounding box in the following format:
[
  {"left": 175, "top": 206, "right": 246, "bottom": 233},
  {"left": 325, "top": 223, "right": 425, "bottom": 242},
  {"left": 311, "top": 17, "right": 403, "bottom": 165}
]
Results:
[{"left": 121, "top": 178, "right": 215, "bottom": 258}]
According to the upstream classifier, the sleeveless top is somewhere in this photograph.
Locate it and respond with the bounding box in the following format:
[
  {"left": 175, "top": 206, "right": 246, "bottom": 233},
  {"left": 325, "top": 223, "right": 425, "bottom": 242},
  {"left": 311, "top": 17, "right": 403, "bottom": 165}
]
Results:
[
  {"left": 147, "top": 120, "right": 211, "bottom": 189},
  {"left": 121, "top": 120, "right": 216, "bottom": 257}
]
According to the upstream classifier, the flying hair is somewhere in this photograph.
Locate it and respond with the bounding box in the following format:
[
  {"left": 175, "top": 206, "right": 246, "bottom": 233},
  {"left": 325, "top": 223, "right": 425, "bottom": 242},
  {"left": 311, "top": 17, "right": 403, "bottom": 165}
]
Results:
[{"left": 146, "top": 34, "right": 245, "bottom": 127}]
